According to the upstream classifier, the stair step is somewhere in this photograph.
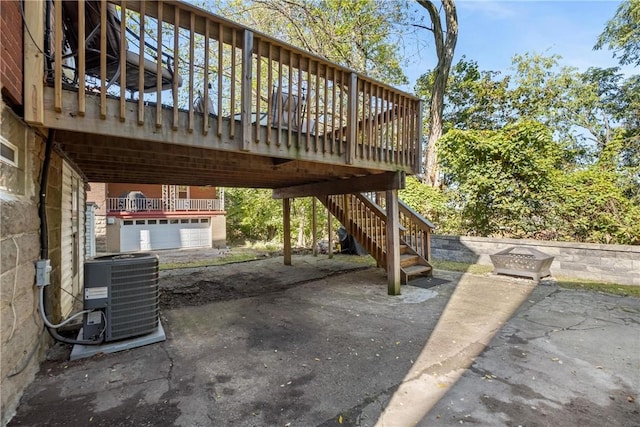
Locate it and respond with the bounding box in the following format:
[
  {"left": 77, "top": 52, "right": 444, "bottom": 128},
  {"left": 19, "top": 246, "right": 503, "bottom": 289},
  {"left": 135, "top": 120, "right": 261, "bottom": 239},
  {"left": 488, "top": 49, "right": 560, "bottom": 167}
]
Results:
[
  {"left": 400, "top": 254, "right": 420, "bottom": 267},
  {"left": 400, "top": 244, "right": 410, "bottom": 254},
  {"left": 402, "top": 264, "right": 432, "bottom": 277}
]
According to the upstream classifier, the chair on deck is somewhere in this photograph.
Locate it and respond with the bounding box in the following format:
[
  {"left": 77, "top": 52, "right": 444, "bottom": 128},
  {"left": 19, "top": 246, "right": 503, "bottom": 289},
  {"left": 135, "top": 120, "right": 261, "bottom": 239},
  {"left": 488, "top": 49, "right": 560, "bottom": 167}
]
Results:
[
  {"left": 270, "top": 87, "right": 314, "bottom": 133},
  {"left": 57, "top": 0, "right": 181, "bottom": 95}
]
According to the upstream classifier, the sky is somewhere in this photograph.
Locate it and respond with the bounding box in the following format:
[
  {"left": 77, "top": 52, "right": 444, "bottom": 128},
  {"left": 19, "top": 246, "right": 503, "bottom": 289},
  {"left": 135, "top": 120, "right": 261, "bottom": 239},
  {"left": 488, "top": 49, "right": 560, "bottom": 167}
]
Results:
[{"left": 400, "top": 0, "right": 632, "bottom": 91}]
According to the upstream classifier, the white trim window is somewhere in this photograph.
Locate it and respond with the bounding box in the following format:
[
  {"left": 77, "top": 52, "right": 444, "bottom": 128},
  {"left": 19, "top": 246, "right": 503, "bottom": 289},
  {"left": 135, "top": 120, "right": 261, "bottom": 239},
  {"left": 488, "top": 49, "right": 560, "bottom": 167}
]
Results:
[{"left": 0, "top": 136, "right": 18, "bottom": 167}]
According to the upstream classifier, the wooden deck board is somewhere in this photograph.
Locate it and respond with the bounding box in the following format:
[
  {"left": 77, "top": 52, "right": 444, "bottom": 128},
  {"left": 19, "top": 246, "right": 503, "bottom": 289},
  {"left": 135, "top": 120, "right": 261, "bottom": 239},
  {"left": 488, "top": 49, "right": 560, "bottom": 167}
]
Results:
[{"left": 45, "top": 88, "right": 411, "bottom": 188}]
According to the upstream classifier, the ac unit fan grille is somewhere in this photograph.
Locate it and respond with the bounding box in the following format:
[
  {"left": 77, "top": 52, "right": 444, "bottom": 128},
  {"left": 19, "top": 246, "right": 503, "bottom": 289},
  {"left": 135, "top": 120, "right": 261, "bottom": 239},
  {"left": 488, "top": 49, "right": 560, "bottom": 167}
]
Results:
[{"left": 107, "top": 256, "right": 159, "bottom": 341}]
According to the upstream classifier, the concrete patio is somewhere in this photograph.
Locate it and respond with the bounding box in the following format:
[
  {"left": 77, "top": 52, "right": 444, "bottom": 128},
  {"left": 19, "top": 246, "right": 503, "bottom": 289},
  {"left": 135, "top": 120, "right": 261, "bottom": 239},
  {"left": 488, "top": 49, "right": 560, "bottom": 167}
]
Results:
[{"left": 7, "top": 254, "right": 640, "bottom": 426}]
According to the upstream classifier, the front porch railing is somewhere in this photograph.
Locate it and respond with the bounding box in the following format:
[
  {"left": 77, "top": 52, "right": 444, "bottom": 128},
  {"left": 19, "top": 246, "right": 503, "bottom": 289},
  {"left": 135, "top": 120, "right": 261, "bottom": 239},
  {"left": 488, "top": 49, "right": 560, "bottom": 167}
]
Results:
[
  {"left": 106, "top": 197, "right": 223, "bottom": 212},
  {"left": 25, "top": 0, "right": 422, "bottom": 173}
]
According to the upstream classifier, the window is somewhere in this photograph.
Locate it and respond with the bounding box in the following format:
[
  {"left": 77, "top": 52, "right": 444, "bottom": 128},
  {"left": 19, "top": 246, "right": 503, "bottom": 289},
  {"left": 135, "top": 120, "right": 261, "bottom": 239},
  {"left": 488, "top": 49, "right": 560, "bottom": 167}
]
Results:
[
  {"left": 124, "top": 220, "right": 133, "bottom": 225},
  {"left": 177, "top": 185, "right": 189, "bottom": 199},
  {"left": 200, "top": 218, "right": 209, "bottom": 223},
  {"left": 180, "top": 219, "right": 189, "bottom": 224},
  {"left": 0, "top": 138, "right": 17, "bottom": 166},
  {"left": 190, "top": 219, "right": 199, "bottom": 223},
  {"left": 136, "top": 220, "right": 145, "bottom": 225},
  {"left": 148, "top": 219, "right": 157, "bottom": 224},
  {"left": 170, "top": 219, "right": 179, "bottom": 224},
  {"left": 159, "top": 219, "right": 168, "bottom": 224},
  {"left": 0, "top": 111, "right": 26, "bottom": 195}
]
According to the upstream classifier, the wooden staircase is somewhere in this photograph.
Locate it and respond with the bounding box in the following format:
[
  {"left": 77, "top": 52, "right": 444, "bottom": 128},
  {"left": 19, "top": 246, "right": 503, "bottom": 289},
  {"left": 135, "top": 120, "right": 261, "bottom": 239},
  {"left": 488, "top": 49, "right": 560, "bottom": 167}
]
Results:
[{"left": 321, "top": 193, "right": 434, "bottom": 285}]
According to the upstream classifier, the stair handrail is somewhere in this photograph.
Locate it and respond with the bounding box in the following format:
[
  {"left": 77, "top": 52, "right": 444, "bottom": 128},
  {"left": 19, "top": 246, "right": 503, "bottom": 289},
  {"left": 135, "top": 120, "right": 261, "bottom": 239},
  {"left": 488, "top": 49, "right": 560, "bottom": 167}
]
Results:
[{"left": 397, "top": 199, "right": 435, "bottom": 232}]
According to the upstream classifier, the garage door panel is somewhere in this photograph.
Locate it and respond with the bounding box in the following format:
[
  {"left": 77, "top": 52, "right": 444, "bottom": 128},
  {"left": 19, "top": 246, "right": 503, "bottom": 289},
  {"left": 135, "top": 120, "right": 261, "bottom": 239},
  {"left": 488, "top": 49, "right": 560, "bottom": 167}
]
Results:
[{"left": 120, "top": 220, "right": 212, "bottom": 251}]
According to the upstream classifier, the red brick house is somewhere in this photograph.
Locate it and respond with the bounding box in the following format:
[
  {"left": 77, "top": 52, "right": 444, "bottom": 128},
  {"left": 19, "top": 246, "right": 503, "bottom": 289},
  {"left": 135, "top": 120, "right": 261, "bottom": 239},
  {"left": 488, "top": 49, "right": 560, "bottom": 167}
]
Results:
[{"left": 87, "top": 183, "right": 226, "bottom": 253}]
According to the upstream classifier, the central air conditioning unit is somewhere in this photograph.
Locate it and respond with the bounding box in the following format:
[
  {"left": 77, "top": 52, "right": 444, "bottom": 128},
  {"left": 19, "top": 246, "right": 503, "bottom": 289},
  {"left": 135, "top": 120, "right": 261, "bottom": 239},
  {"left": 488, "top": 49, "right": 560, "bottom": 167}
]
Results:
[{"left": 81, "top": 253, "right": 160, "bottom": 343}]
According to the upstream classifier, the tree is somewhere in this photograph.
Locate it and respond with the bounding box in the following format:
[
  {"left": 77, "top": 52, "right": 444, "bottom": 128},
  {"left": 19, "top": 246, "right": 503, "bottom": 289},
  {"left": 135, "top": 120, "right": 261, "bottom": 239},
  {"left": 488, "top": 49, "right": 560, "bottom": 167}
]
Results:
[
  {"left": 415, "top": 56, "right": 510, "bottom": 132},
  {"left": 595, "top": 0, "right": 640, "bottom": 67},
  {"left": 211, "top": 0, "right": 409, "bottom": 85},
  {"left": 416, "top": 0, "right": 458, "bottom": 188},
  {"left": 438, "top": 121, "right": 561, "bottom": 237}
]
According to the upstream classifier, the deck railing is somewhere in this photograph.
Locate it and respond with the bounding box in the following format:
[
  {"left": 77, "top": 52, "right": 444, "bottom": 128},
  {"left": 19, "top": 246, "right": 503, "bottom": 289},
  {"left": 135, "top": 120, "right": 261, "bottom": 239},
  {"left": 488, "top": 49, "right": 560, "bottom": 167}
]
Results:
[
  {"left": 106, "top": 197, "right": 223, "bottom": 212},
  {"left": 30, "top": 0, "right": 422, "bottom": 172}
]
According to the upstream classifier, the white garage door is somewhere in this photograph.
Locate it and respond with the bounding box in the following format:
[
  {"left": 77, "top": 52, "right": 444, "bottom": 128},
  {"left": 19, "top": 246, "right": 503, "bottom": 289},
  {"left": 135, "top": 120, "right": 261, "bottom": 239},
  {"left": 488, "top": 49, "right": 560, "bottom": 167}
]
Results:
[{"left": 120, "top": 218, "right": 212, "bottom": 252}]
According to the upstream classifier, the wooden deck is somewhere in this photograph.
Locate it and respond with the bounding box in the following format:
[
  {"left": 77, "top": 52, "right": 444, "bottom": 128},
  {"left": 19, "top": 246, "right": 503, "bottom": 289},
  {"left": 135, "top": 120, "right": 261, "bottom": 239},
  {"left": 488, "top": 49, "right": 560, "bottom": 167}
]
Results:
[{"left": 25, "top": 0, "right": 422, "bottom": 192}]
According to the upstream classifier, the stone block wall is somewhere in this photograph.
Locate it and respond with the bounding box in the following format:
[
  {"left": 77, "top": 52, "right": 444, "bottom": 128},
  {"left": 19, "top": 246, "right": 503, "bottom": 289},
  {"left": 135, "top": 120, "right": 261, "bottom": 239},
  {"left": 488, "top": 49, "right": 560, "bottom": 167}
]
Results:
[
  {"left": 431, "top": 235, "right": 640, "bottom": 286},
  {"left": 0, "top": 106, "right": 51, "bottom": 424}
]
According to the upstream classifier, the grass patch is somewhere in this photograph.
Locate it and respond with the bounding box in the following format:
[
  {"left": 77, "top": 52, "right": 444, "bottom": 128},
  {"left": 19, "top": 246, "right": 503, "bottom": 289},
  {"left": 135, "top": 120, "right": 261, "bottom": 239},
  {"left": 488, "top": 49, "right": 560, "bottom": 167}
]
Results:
[
  {"left": 431, "top": 260, "right": 639, "bottom": 297},
  {"left": 554, "top": 277, "right": 640, "bottom": 297},
  {"left": 159, "top": 252, "right": 259, "bottom": 270},
  {"left": 431, "top": 260, "right": 493, "bottom": 275}
]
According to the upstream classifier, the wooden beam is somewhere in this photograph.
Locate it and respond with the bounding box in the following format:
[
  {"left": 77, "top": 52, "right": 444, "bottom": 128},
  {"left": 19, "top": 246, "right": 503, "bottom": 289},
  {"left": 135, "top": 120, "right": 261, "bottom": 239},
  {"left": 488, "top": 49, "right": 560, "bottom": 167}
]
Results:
[
  {"left": 386, "top": 189, "right": 401, "bottom": 295},
  {"left": 283, "top": 198, "right": 292, "bottom": 265},
  {"left": 272, "top": 171, "right": 405, "bottom": 199},
  {"left": 24, "top": 0, "right": 45, "bottom": 125}
]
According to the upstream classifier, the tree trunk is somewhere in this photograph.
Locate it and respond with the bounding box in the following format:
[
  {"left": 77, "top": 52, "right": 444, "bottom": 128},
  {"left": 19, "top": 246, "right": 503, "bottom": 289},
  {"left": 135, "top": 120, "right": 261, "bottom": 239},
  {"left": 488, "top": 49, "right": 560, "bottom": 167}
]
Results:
[{"left": 417, "top": 0, "right": 458, "bottom": 188}]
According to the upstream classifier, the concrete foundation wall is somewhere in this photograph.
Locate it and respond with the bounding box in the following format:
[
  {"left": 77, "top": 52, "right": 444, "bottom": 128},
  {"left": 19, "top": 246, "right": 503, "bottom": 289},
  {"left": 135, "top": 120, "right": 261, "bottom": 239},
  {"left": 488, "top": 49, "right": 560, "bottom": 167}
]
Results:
[{"left": 431, "top": 235, "right": 640, "bottom": 286}]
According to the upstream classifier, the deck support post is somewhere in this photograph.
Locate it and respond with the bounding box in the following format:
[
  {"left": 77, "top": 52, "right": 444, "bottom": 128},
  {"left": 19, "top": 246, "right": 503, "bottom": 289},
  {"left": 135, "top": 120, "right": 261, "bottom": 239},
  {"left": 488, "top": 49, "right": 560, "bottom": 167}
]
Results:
[
  {"left": 327, "top": 206, "right": 333, "bottom": 259},
  {"left": 24, "top": 0, "right": 45, "bottom": 125},
  {"left": 312, "top": 198, "right": 318, "bottom": 256},
  {"left": 385, "top": 189, "right": 401, "bottom": 295},
  {"left": 241, "top": 30, "right": 254, "bottom": 152},
  {"left": 283, "top": 198, "right": 292, "bottom": 265}
]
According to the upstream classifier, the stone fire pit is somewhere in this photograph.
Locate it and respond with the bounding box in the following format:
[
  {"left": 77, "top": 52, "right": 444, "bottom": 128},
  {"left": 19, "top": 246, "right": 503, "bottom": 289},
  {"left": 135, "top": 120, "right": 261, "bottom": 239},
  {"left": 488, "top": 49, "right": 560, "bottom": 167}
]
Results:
[{"left": 490, "top": 247, "right": 554, "bottom": 281}]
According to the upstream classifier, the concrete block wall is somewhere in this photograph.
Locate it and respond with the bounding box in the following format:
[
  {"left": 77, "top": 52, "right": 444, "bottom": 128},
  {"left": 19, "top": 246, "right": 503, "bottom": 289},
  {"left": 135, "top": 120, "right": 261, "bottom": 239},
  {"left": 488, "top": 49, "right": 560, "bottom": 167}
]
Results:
[{"left": 431, "top": 235, "right": 640, "bottom": 286}]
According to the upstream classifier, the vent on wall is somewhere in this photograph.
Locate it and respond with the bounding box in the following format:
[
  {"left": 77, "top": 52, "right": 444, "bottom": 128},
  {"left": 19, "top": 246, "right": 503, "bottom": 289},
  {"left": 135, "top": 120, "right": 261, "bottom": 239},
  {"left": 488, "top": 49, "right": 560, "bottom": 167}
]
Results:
[{"left": 83, "top": 253, "right": 159, "bottom": 342}]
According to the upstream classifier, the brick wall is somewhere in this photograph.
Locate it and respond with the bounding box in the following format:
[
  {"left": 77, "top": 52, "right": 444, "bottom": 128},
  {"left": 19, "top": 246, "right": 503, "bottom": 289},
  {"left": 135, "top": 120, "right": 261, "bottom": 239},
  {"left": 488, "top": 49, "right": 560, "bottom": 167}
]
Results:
[
  {"left": 431, "top": 235, "right": 640, "bottom": 286},
  {"left": 87, "top": 183, "right": 107, "bottom": 216},
  {"left": 0, "top": 0, "right": 23, "bottom": 106}
]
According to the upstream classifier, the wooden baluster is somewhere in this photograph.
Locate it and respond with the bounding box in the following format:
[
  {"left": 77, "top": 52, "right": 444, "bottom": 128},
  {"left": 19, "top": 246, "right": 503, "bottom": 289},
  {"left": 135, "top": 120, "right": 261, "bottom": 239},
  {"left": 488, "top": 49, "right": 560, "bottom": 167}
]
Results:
[
  {"left": 155, "top": 1, "right": 163, "bottom": 128},
  {"left": 187, "top": 12, "right": 194, "bottom": 132},
  {"left": 276, "top": 51, "right": 283, "bottom": 147},
  {"left": 346, "top": 73, "right": 357, "bottom": 164},
  {"left": 266, "top": 43, "right": 272, "bottom": 145},
  {"left": 315, "top": 66, "right": 320, "bottom": 152},
  {"left": 78, "top": 0, "right": 86, "bottom": 116},
  {"left": 172, "top": 4, "right": 179, "bottom": 130},
  {"left": 217, "top": 23, "right": 223, "bottom": 136},
  {"left": 241, "top": 29, "right": 253, "bottom": 151},
  {"left": 99, "top": 0, "right": 107, "bottom": 118},
  {"left": 416, "top": 100, "right": 424, "bottom": 174},
  {"left": 323, "top": 66, "right": 328, "bottom": 153},
  {"left": 203, "top": 19, "right": 210, "bottom": 135},
  {"left": 230, "top": 29, "right": 236, "bottom": 138},
  {"left": 297, "top": 55, "right": 303, "bottom": 146},
  {"left": 306, "top": 61, "right": 312, "bottom": 151},
  {"left": 339, "top": 71, "right": 344, "bottom": 154},
  {"left": 137, "top": 1, "right": 145, "bottom": 124},
  {"left": 255, "top": 37, "right": 261, "bottom": 144},
  {"left": 331, "top": 67, "right": 337, "bottom": 154},
  {"left": 287, "top": 52, "right": 293, "bottom": 148}
]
